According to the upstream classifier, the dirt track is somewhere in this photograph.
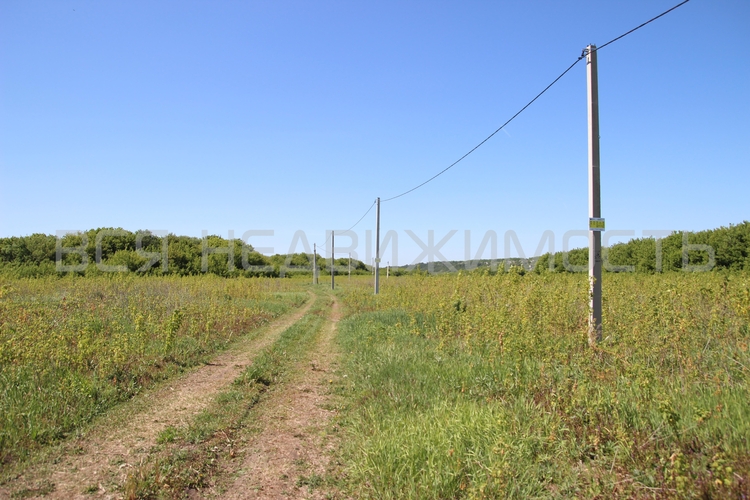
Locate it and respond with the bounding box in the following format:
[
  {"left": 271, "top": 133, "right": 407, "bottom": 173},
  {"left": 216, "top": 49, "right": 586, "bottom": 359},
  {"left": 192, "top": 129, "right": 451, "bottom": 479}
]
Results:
[{"left": 217, "top": 294, "right": 342, "bottom": 499}]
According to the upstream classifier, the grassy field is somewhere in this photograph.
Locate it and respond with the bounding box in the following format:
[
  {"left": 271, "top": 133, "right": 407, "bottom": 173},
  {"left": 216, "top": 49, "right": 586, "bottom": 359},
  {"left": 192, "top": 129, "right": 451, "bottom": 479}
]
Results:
[
  {"left": 0, "top": 275, "right": 306, "bottom": 468},
  {"left": 2, "top": 271, "right": 749, "bottom": 498},
  {"left": 335, "top": 272, "right": 750, "bottom": 499}
]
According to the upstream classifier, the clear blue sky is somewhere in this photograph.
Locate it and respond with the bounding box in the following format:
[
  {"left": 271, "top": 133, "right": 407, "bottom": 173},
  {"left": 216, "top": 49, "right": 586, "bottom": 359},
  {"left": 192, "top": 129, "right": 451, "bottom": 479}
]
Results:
[{"left": 1, "top": 1, "right": 748, "bottom": 264}]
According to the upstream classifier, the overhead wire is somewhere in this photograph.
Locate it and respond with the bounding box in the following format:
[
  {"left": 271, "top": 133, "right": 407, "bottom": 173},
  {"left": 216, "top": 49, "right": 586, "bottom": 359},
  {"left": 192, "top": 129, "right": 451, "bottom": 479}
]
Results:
[
  {"left": 342, "top": 200, "right": 377, "bottom": 233},
  {"left": 313, "top": 0, "right": 691, "bottom": 261},
  {"left": 381, "top": 0, "right": 691, "bottom": 203},
  {"left": 313, "top": 200, "right": 376, "bottom": 253},
  {"left": 381, "top": 56, "right": 584, "bottom": 202},
  {"left": 593, "top": 0, "right": 690, "bottom": 52}
]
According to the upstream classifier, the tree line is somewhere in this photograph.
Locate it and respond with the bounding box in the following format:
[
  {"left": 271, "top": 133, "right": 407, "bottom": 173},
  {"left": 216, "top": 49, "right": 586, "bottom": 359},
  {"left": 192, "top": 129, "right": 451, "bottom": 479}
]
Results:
[
  {"left": 0, "top": 228, "right": 369, "bottom": 278},
  {"left": 534, "top": 221, "right": 750, "bottom": 273},
  {"left": 2, "top": 222, "right": 748, "bottom": 278}
]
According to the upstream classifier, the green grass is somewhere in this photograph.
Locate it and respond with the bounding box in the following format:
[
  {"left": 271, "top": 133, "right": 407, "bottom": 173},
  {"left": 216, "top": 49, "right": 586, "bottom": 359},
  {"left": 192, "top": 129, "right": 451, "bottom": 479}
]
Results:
[{"left": 335, "top": 273, "right": 750, "bottom": 499}]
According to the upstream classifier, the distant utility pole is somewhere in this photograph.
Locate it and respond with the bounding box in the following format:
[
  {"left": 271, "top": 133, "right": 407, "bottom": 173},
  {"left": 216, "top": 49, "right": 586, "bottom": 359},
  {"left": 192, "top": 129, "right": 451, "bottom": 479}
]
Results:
[
  {"left": 313, "top": 243, "right": 318, "bottom": 285},
  {"left": 374, "top": 197, "right": 381, "bottom": 295},
  {"left": 586, "top": 44, "right": 603, "bottom": 346},
  {"left": 331, "top": 232, "right": 335, "bottom": 290}
]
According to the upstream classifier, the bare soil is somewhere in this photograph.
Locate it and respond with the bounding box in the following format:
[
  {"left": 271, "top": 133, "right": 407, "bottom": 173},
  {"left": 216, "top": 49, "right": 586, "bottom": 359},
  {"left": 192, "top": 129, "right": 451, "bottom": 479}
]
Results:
[{"left": 1, "top": 293, "right": 315, "bottom": 500}]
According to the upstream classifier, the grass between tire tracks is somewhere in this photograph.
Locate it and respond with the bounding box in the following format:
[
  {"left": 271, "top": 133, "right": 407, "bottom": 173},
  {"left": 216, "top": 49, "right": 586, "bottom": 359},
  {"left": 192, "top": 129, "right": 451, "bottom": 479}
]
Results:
[{"left": 123, "top": 290, "right": 330, "bottom": 499}]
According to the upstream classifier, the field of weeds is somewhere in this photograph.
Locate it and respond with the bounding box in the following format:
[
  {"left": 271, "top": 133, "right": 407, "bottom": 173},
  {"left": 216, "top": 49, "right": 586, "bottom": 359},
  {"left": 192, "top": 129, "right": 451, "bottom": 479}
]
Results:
[
  {"left": 0, "top": 275, "right": 306, "bottom": 468},
  {"left": 336, "top": 272, "right": 750, "bottom": 498}
]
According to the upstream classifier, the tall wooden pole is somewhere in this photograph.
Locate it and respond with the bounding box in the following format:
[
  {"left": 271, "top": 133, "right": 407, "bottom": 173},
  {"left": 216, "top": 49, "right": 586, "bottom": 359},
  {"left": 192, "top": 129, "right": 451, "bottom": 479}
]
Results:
[
  {"left": 586, "top": 44, "right": 603, "bottom": 346},
  {"left": 374, "top": 197, "right": 381, "bottom": 294},
  {"left": 331, "top": 232, "right": 335, "bottom": 290}
]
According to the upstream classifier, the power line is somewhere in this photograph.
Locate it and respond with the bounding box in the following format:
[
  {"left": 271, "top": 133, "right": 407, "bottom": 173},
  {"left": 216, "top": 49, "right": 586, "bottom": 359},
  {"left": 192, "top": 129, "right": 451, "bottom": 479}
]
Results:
[
  {"left": 381, "top": 0, "right": 690, "bottom": 203},
  {"left": 314, "top": 200, "right": 376, "bottom": 252},
  {"left": 382, "top": 57, "right": 584, "bottom": 202},
  {"left": 312, "top": 0, "right": 692, "bottom": 254},
  {"left": 343, "top": 200, "right": 376, "bottom": 232},
  {"left": 594, "top": 0, "right": 690, "bottom": 53}
]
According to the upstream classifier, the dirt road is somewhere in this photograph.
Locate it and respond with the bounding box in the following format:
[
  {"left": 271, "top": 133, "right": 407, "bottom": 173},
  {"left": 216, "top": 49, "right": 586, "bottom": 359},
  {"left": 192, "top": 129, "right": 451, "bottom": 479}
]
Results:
[{"left": 217, "top": 294, "right": 342, "bottom": 499}]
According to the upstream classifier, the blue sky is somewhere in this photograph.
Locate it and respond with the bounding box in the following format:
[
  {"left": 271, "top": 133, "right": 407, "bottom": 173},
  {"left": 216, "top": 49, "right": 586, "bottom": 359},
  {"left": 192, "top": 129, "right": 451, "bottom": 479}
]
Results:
[{"left": 1, "top": 0, "right": 748, "bottom": 263}]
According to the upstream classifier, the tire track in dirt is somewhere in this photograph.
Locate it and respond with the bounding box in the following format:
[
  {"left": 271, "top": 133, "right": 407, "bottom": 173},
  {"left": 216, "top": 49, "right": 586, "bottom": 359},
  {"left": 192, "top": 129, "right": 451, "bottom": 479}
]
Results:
[
  {"left": 218, "top": 293, "right": 342, "bottom": 500},
  {"left": 1, "top": 292, "right": 316, "bottom": 500}
]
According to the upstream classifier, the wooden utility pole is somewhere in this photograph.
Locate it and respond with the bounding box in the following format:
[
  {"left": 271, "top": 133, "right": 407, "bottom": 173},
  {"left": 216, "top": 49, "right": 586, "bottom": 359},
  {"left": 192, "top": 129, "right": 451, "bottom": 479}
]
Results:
[
  {"left": 586, "top": 44, "right": 603, "bottom": 346},
  {"left": 374, "top": 197, "right": 381, "bottom": 294},
  {"left": 331, "top": 232, "right": 335, "bottom": 290},
  {"left": 313, "top": 243, "right": 318, "bottom": 285}
]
